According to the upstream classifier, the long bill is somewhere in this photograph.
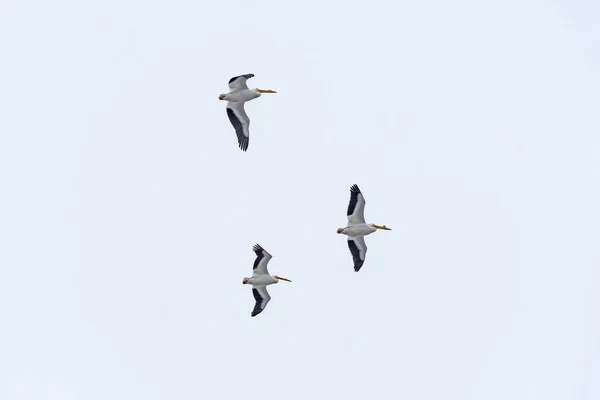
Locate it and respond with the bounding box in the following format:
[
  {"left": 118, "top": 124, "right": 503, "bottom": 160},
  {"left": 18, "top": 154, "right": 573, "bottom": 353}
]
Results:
[
  {"left": 371, "top": 224, "right": 392, "bottom": 230},
  {"left": 274, "top": 275, "right": 292, "bottom": 282},
  {"left": 257, "top": 89, "right": 277, "bottom": 93}
]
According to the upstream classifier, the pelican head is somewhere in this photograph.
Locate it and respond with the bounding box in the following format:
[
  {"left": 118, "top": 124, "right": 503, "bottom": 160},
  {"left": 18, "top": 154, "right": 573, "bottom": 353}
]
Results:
[
  {"left": 242, "top": 277, "right": 251, "bottom": 284},
  {"left": 337, "top": 228, "right": 345, "bottom": 234},
  {"left": 274, "top": 275, "right": 292, "bottom": 282},
  {"left": 219, "top": 94, "right": 227, "bottom": 100},
  {"left": 371, "top": 224, "right": 392, "bottom": 230}
]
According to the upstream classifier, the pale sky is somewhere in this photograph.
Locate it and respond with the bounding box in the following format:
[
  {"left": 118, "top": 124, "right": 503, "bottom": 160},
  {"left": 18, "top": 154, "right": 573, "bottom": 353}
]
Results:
[{"left": 0, "top": 0, "right": 599, "bottom": 399}]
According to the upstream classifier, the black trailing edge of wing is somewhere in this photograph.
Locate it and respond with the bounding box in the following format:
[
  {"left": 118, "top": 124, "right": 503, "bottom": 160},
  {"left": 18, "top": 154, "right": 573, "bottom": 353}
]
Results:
[
  {"left": 252, "top": 244, "right": 265, "bottom": 270},
  {"left": 228, "top": 73, "right": 255, "bottom": 84},
  {"left": 251, "top": 288, "right": 265, "bottom": 317},
  {"left": 347, "top": 184, "right": 362, "bottom": 216},
  {"left": 347, "top": 239, "right": 365, "bottom": 272},
  {"left": 226, "top": 107, "right": 249, "bottom": 152}
]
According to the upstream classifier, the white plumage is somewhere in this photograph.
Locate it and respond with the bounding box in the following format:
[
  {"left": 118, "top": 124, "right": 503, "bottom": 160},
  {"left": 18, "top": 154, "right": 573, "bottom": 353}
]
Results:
[
  {"left": 337, "top": 184, "right": 391, "bottom": 271},
  {"left": 242, "top": 244, "right": 291, "bottom": 317},
  {"left": 219, "top": 74, "right": 276, "bottom": 152}
]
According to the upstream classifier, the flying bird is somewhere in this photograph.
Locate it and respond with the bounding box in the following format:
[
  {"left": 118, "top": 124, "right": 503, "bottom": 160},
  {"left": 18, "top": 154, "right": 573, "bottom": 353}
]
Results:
[
  {"left": 337, "top": 184, "right": 391, "bottom": 272},
  {"left": 219, "top": 74, "right": 276, "bottom": 152},
  {"left": 242, "top": 244, "right": 291, "bottom": 317}
]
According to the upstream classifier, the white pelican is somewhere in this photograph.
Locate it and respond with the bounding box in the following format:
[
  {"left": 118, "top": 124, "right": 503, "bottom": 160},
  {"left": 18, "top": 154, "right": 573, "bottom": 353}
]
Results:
[
  {"left": 219, "top": 74, "right": 276, "bottom": 152},
  {"left": 242, "top": 244, "right": 291, "bottom": 317},
  {"left": 337, "top": 184, "right": 391, "bottom": 271}
]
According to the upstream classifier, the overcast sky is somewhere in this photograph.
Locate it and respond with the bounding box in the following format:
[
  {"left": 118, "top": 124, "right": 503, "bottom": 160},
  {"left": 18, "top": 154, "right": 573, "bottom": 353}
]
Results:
[{"left": 1, "top": 0, "right": 599, "bottom": 399}]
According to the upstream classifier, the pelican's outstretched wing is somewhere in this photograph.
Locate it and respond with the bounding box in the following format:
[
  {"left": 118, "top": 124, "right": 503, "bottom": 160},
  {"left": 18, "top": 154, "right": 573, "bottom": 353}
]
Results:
[
  {"left": 251, "top": 286, "right": 271, "bottom": 317},
  {"left": 226, "top": 101, "right": 250, "bottom": 151},
  {"left": 252, "top": 244, "right": 273, "bottom": 276},
  {"left": 228, "top": 73, "right": 255, "bottom": 90},
  {"left": 347, "top": 184, "right": 366, "bottom": 225},
  {"left": 347, "top": 236, "right": 367, "bottom": 272}
]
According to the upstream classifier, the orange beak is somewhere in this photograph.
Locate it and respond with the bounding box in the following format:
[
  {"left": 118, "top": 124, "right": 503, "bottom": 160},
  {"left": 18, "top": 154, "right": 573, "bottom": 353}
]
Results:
[
  {"left": 337, "top": 228, "right": 344, "bottom": 234},
  {"left": 371, "top": 224, "right": 391, "bottom": 230},
  {"left": 242, "top": 279, "right": 249, "bottom": 284},
  {"left": 219, "top": 94, "right": 226, "bottom": 100}
]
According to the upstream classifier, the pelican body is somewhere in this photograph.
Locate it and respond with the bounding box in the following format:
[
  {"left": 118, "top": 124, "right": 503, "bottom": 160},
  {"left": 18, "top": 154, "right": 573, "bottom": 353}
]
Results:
[
  {"left": 337, "top": 184, "right": 391, "bottom": 272},
  {"left": 243, "top": 274, "right": 279, "bottom": 286},
  {"left": 242, "top": 244, "right": 291, "bottom": 317},
  {"left": 219, "top": 74, "right": 276, "bottom": 152},
  {"left": 338, "top": 224, "right": 377, "bottom": 237}
]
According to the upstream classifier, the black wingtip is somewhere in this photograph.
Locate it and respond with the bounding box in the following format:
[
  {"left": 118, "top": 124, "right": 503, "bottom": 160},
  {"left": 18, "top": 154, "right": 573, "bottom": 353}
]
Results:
[
  {"left": 228, "top": 73, "right": 255, "bottom": 84},
  {"left": 253, "top": 244, "right": 264, "bottom": 252},
  {"left": 226, "top": 107, "right": 250, "bottom": 151},
  {"left": 347, "top": 239, "right": 365, "bottom": 272},
  {"left": 251, "top": 287, "right": 265, "bottom": 317},
  {"left": 350, "top": 184, "right": 361, "bottom": 193},
  {"left": 353, "top": 257, "right": 364, "bottom": 272}
]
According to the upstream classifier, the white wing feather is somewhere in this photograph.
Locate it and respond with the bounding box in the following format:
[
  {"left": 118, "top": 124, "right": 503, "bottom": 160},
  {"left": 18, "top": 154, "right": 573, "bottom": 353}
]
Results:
[
  {"left": 226, "top": 101, "right": 251, "bottom": 151},
  {"left": 227, "top": 102, "right": 250, "bottom": 137},
  {"left": 256, "top": 286, "right": 271, "bottom": 307},
  {"left": 253, "top": 248, "right": 272, "bottom": 277},
  {"left": 348, "top": 193, "right": 366, "bottom": 225},
  {"left": 228, "top": 74, "right": 254, "bottom": 90}
]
